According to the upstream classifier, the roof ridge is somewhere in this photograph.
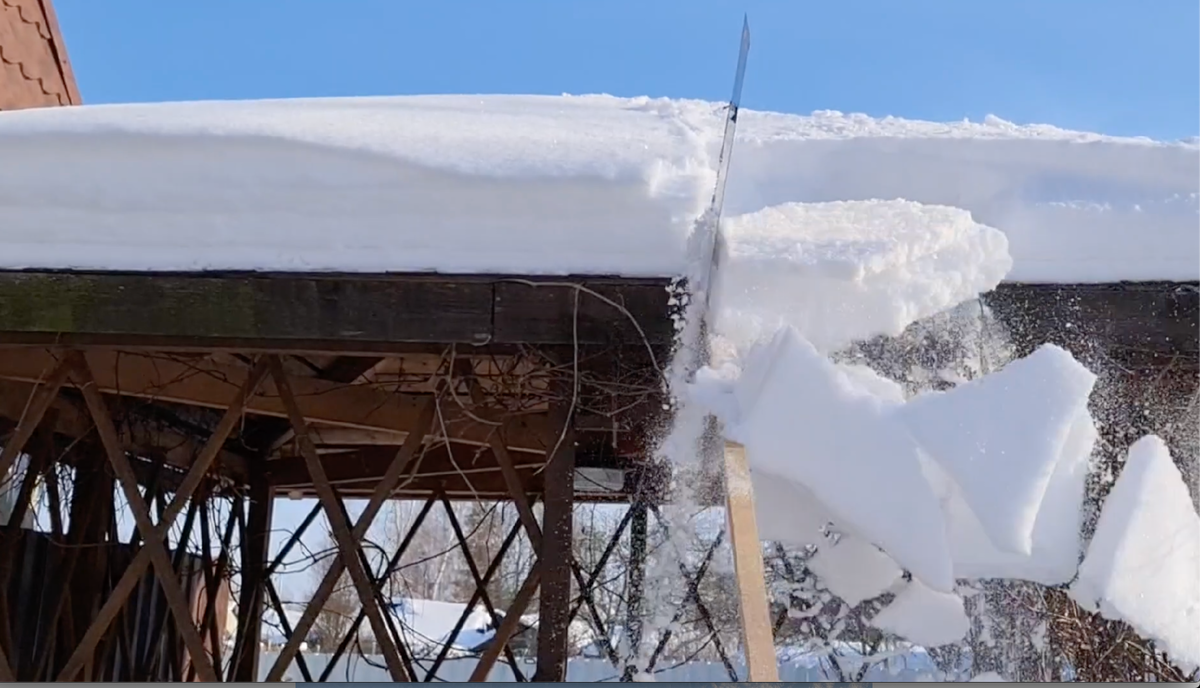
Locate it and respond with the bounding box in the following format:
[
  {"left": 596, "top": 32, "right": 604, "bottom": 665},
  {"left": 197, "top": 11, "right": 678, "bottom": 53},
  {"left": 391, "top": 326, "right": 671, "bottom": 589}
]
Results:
[{"left": 0, "top": 0, "right": 51, "bottom": 40}]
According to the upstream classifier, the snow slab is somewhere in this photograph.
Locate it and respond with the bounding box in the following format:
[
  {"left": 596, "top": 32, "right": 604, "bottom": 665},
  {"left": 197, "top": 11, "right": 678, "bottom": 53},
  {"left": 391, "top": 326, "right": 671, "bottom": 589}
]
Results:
[
  {"left": 0, "top": 94, "right": 1194, "bottom": 284},
  {"left": 898, "top": 344, "right": 1097, "bottom": 556},
  {"left": 869, "top": 579, "right": 969, "bottom": 647},
  {"left": 921, "top": 406, "right": 1097, "bottom": 584},
  {"left": 714, "top": 200, "right": 1011, "bottom": 352},
  {"left": 749, "top": 471, "right": 903, "bottom": 606},
  {"left": 1070, "top": 436, "right": 1200, "bottom": 671},
  {"left": 703, "top": 325, "right": 956, "bottom": 592}
]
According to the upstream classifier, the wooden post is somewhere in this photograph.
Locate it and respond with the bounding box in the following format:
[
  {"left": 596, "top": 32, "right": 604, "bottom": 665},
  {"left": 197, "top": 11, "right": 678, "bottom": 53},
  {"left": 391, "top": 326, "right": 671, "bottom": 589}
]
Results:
[
  {"left": 723, "top": 441, "right": 779, "bottom": 682},
  {"left": 534, "top": 402, "right": 575, "bottom": 682},
  {"left": 230, "top": 469, "right": 272, "bottom": 681}
]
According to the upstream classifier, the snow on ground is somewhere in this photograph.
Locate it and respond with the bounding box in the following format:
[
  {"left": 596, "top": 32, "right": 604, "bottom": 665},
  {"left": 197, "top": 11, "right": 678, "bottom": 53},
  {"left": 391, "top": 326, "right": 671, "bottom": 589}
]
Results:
[
  {"left": 1070, "top": 436, "right": 1200, "bottom": 671},
  {"left": 898, "top": 344, "right": 1097, "bottom": 556},
  {"left": 0, "top": 94, "right": 1193, "bottom": 284},
  {"left": 869, "top": 579, "right": 969, "bottom": 648}
]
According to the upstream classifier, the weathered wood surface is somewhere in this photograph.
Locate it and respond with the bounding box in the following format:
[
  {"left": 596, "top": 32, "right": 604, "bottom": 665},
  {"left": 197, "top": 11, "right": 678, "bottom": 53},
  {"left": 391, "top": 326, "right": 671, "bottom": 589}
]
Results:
[
  {"left": 0, "top": 271, "right": 675, "bottom": 350},
  {"left": 986, "top": 281, "right": 1199, "bottom": 364}
]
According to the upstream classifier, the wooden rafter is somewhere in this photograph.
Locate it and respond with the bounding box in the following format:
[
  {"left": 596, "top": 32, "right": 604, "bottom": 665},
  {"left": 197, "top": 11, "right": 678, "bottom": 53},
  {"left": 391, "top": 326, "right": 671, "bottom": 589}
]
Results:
[{"left": 0, "top": 348, "right": 552, "bottom": 452}]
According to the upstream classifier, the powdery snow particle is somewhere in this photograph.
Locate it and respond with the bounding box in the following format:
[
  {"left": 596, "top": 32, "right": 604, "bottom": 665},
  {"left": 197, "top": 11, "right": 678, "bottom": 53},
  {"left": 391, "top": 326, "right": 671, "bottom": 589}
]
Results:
[
  {"left": 969, "top": 671, "right": 1008, "bottom": 682},
  {"left": 716, "top": 326, "right": 955, "bottom": 592},
  {"left": 1070, "top": 436, "right": 1200, "bottom": 671},
  {"left": 898, "top": 344, "right": 1097, "bottom": 555},
  {"left": 870, "top": 579, "right": 970, "bottom": 647}
]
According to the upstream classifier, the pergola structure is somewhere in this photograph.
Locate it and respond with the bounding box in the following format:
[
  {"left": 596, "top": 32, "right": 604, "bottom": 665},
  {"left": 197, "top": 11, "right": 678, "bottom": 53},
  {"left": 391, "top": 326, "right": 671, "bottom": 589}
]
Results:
[{"left": 2, "top": 3, "right": 1197, "bottom": 683}]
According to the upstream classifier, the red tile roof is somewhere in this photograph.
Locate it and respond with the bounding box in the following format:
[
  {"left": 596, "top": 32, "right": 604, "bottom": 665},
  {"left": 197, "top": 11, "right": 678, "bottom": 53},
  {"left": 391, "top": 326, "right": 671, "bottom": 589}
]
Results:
[{"left": 0, "top": 0, "right": 79, "bottom": 110}]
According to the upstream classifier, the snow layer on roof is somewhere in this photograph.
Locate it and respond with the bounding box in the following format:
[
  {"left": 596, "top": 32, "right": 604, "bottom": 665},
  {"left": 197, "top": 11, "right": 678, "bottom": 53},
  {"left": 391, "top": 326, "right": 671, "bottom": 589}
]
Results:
[
  {"left": 1070, "top": 436, "right": 1200, "bottom": 671},
  {"left": 0, "top": 94, "right": 1194, "bottom": 283}
]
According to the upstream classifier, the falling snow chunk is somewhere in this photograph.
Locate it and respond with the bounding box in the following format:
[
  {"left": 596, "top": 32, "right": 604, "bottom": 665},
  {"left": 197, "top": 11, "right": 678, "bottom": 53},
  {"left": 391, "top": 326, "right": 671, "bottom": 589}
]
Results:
[
  {"left": 1070, "top": 436, "right": 1200, "bottom": 671},
  {"left": 869, "top": 579, "right": 969, "bottom": 647},
  {"left": 807, "top": 534, "right": 904, "bottom": 608},
  {"left": 898, "top": 344, "right": 1097, "bottom": 556},
  {"left": 922, "top": 406, "right": 1097, "bottom": 584},
  {"left": 709, "top": 326, "right": 955, "bottom": 592},
  {"left": 715, "top": 200, "right": 1011, "bottom": 352}
]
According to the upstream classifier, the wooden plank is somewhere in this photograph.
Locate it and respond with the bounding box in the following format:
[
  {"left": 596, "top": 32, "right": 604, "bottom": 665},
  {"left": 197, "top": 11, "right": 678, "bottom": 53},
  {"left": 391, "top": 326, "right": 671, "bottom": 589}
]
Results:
[
  {"left": 493, "top": 279, "right": 674, "bottom": 346},
  {"left": 0, "top": 271, "right": 677, "bottom": 347},
  {"left": 0, "top": 348, "right": 551, "bottom": 451},
  {"left": 986, "top": 282, "right": 1199, "bottom": 362},
  {"left": 0, "top": 272, "right": 492, "bottom": 343},
  {"left": 722, "top": 441, "right": 779, "bottom": 682}
]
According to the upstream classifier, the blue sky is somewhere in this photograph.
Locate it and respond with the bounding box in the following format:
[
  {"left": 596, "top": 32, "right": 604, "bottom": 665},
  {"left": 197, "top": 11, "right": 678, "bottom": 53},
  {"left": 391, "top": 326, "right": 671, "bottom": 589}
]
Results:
[{"left": 56, "top": 0, "right": 1197, "bottom": 141}]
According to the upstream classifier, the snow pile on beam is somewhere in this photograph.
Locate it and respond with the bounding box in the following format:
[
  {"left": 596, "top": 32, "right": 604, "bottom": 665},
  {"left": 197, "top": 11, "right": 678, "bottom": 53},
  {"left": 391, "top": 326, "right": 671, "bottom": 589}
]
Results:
[
  {"left": 0, "top": 94, "right": 1194, "bottom": 283},
  {"left": 1070, "top": 436, "right": 1200, "bottom": 671}
]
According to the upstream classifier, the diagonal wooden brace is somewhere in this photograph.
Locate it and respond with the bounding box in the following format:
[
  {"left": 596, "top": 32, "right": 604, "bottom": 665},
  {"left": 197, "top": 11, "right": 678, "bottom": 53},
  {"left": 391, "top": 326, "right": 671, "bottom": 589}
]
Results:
[
  {"left": 266, "top": 356, "right": 434, "bottom": 683},
  {"left": 0, "top": 355, "right": 70, "bottom": 482},
  {"left": 70, "top": 353, "right": 224, "bottom": 682},
  {"left": 56, "top": 353, "right": 269, "bottom": 682}
]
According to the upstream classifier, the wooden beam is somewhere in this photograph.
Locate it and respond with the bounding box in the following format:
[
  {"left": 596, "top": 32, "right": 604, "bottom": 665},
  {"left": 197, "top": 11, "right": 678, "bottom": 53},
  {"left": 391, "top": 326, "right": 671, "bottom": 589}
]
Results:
[
  {"left": 0, "top": 271, "right": 674, "bottom": 348},
  {"left": 722, "top": 442, "right": 779, "bottom": 683},
  {"left": 985, "top": 281, "right": 1199, "bottom": 362},
  {"left": 534, "top": 401, "right": 575, "bottom": 683},
  {"left": 0, "top": 348, "right": 551, "bottom": 452}
]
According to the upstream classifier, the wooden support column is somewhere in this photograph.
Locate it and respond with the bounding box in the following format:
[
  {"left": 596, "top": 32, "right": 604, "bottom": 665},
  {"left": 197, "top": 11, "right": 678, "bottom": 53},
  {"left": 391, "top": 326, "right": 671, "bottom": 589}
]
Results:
[
  {"left": 621, "top": 499, "right": 649, "bottom": 682},
  {"left": 230, "top": 467, "right": 273, "bottom": 681},
  {"left": 534, "top": 401, "right": 575, "bottom": 683},
  {"left": 723, "top": 441, "right": 779, "bottom": 682}
]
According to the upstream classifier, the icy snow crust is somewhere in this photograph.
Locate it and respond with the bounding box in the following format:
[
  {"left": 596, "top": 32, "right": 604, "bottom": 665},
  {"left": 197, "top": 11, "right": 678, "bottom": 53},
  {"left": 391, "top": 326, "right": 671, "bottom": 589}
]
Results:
[{"left": 0, "top": 94, "right": 1194, "bottom": 284}]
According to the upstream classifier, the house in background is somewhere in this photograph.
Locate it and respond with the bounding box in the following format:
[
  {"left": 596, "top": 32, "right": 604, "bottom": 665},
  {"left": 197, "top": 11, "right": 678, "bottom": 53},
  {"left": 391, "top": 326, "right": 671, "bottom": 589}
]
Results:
[{"left": 0, "top": 0, "right": 80, "bottom": 111}]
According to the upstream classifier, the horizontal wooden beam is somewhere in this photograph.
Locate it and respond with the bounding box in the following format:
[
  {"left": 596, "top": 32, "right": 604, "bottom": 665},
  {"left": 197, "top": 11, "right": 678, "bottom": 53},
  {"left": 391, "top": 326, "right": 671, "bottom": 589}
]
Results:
[
  {"left": 0, "top": 349, "right": 552, "bottom": 453},
  {"left": 986, "top": 281, "right": 1199, "bottom": 363},
  {"left": 0, "top": 271, "right": 675, "bottom": 348}
]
